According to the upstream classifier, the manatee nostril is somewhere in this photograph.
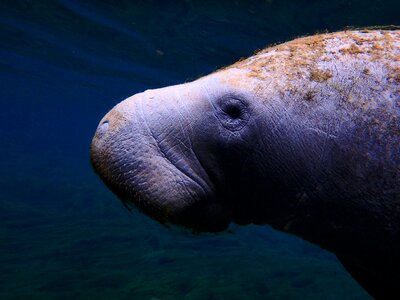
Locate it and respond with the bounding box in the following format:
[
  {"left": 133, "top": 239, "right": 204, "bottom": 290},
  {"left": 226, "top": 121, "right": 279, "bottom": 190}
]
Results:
[{"left": 96, "top": 120, "right": 109, "bottom": 138}]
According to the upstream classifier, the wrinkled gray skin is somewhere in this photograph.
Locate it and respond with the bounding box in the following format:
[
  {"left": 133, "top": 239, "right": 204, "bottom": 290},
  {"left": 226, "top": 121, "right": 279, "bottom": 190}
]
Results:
[{"left": 91, "top": 30, "right": 400, "bottom": 299}]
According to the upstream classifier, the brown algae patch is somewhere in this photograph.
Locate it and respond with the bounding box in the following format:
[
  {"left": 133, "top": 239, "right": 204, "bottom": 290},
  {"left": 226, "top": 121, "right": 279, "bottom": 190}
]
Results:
[
  {"left": 304, "top": 90, "right": 316, "bottom": 101},
  {"left": 339, "top": 43, "right": 363, "bottom": 55},
  {"left": 225, "top": 30, "right": 399, "bottom": 80},
  {"left": 310, "top": 69, "right": 333, "bottom": 82}
]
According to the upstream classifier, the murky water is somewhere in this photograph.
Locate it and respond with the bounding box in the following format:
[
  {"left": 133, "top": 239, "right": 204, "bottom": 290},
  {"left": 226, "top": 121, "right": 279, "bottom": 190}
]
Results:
[{"left": 1, "top": 1, "right": 398, "bottom": 299}]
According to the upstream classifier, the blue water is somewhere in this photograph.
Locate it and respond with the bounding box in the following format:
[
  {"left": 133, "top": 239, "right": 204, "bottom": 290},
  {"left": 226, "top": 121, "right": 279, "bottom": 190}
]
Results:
[{"left": 1, "top": 1, "right": 398, "bottom": 299}]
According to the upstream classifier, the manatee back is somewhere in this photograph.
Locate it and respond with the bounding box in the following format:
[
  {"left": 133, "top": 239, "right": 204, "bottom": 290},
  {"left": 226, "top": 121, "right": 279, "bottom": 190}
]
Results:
[{"left": 233, "top": 30, "right": 399, "bottom": 206}]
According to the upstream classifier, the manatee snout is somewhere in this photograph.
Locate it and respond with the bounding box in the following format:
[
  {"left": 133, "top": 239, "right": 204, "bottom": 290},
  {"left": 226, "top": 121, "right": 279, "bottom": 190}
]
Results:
[{"left": 91, "top": 87, "right": 233, "bottom": 232}]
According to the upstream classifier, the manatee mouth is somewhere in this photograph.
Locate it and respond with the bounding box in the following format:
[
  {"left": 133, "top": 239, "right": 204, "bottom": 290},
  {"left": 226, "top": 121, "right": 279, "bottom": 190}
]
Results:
[
  {"left": 127, "top": 191, "right": 232, "bottom": 233},
  {"left": 91, "top": 151, "right": 232, "bottom": 232}
]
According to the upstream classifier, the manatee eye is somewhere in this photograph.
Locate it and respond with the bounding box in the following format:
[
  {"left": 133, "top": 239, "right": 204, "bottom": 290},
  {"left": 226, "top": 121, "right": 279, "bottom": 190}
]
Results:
[
  {"left": 223, "top": 103, "right": 242, "bottom": 119},
  {"left": 216, "top": 96, "right": 250, "bottom": 131}
]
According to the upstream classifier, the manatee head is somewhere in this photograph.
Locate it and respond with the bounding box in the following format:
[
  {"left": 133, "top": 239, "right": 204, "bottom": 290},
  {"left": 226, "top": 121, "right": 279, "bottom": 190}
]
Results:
[
  {"left": 91, "top": 30, "right": 400, "bottom": 238},
  {"left": 91, "top": 68, "right": 302, "bottom": 232}
]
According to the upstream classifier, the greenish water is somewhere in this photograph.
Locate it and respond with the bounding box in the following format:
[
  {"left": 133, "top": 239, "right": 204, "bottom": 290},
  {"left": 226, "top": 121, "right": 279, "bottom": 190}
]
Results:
[{"left": 1, "top": 1, "right": 398, "bottom": 299}]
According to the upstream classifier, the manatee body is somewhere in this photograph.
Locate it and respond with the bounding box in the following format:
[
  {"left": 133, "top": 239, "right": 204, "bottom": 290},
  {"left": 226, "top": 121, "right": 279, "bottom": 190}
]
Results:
[{"left": 91, "top": 30, "right": 400, "bottom": 299}]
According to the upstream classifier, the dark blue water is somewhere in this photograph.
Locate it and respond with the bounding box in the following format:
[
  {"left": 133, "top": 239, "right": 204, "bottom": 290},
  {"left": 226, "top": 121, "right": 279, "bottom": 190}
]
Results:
[{"left": 1, "top": 1, "right": 398, "bottom": 299}]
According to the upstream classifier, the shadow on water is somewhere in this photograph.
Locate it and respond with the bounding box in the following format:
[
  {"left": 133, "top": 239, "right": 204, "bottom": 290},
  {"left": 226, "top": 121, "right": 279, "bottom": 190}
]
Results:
[{"left": 1, "top": 0, "right": 399, "bottom": 299}]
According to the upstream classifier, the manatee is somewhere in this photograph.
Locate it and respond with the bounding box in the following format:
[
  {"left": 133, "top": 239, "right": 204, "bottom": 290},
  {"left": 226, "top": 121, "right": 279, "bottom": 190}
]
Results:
[{"left": 91, "top": 30, "right": 400, "bottom": 299}]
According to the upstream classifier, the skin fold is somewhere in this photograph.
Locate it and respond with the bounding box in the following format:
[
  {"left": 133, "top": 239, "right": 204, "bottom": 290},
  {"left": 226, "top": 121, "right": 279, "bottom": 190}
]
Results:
[{"left": 91, "top": 30, "right": 400, "bottom": 299}]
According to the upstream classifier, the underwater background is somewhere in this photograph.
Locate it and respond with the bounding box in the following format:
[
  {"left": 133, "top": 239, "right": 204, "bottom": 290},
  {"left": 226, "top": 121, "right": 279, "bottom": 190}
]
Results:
[{"left": 1, "top": 1, "right": 399, "bottom": 299}]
